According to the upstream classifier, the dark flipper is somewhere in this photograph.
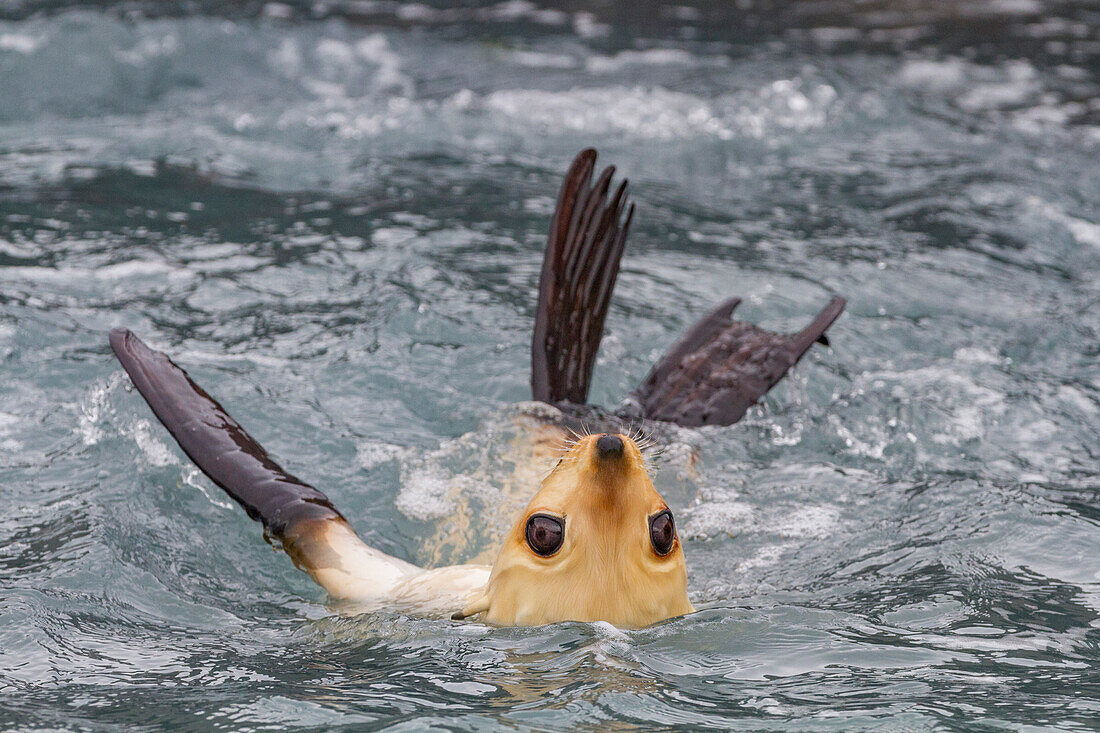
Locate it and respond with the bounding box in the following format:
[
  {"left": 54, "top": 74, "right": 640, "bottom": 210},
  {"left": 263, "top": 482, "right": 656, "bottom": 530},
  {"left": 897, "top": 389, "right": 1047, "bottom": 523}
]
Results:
[
  {"left": 108, "top": 328, "right": 344, "bottom": 536},
  {"left": 632, "top": 296, "right": 846, "bottom": 427},
  {"left": 110, "top": 329, "right": 419, "bottom": 600},
  {"left": 531, "top": 148, "right": 635, "bottom": 405}
]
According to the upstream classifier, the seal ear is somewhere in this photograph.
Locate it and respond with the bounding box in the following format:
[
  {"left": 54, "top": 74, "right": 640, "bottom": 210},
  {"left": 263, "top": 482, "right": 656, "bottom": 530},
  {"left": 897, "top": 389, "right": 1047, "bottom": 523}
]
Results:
[
  {"left": 531, "top": 148, "right": 634, "bottom": 406},
  {"left": 630, "top": 296, "right": 846, "bottom": 427}
]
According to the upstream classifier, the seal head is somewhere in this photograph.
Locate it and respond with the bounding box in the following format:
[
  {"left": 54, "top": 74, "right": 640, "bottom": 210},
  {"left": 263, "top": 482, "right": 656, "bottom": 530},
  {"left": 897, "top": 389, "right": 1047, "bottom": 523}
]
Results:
[{"left": 460, "top": 433, "right": 694, "bottom": 627}]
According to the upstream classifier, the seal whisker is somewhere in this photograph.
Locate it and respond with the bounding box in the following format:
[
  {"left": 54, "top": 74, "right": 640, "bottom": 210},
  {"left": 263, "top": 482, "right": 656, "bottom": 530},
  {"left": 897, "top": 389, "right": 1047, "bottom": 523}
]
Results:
[{"left": 563, "top": 427, "right": 588, "bottom": 452}]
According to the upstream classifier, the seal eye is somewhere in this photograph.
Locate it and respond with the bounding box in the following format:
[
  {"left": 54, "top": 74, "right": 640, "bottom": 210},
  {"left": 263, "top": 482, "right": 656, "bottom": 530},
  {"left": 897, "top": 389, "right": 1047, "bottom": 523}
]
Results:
[
  {"left": 525, "top": 514, "right": 564, "bottom": 557},
  {"left": 649, "top": 510, "right": 676, "bottom": 556}
]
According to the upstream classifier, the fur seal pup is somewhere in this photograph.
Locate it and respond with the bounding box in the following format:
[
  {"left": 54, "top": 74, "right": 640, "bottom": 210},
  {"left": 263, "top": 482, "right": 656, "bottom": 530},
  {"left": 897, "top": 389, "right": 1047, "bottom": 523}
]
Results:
[{"left": 108, "top": 149, "right": 844, "bottom": 627}]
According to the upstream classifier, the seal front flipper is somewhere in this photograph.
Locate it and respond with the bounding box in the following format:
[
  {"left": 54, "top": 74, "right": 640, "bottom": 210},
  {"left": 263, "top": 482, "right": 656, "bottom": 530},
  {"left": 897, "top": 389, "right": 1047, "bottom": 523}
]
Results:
[
  {"left": 629, "top": 296, "right": 846, "bottom": 427},
  {"left": 108, "top": 328, "right": 419, "bottom": 601},
  {"left": 531, "top": 148, "right": 634, "bottom": 406}
]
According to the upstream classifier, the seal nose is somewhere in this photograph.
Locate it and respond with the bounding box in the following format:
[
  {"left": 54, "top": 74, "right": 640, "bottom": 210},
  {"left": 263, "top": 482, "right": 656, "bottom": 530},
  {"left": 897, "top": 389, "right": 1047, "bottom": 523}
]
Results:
[{"left": 595, "top": 434, "right": 624, "bottom": 460}]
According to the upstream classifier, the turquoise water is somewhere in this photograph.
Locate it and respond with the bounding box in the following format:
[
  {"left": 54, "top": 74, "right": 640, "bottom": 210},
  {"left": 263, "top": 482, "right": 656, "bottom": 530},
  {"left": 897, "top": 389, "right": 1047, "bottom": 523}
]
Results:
[{"left": 1, "top": 1, "right": 1098, "bottom": 730}]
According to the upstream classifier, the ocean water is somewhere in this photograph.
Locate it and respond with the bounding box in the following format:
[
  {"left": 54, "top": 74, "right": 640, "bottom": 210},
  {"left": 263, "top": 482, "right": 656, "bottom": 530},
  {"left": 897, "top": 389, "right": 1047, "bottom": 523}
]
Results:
[{"left": 1, "top": 1, "right": 1098, "bottom": 730}]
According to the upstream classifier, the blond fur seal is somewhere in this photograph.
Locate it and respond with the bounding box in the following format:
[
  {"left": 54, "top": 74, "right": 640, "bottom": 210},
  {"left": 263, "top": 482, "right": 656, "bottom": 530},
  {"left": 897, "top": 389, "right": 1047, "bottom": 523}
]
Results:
[{"left": 108, "top": 148, "right": 842, "bottom": 627}]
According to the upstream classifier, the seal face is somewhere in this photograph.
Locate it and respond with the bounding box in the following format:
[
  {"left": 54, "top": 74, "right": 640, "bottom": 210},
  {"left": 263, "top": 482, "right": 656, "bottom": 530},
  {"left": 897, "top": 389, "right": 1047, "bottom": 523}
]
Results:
[{"left": 461, "top": 433, "right": 695, "bottom": 628}]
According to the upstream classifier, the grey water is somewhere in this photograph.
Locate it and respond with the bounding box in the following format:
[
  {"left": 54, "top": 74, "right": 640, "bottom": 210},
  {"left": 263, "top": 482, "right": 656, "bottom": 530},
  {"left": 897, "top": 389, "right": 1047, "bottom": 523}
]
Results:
[{"left": 1, "top": 0, "right": 1098, "bottom": 729}]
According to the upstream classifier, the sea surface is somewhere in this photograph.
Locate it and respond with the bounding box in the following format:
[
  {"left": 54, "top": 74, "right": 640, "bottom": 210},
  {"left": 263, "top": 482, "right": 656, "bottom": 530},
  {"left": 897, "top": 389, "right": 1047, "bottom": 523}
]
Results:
[{"left": 1, "top": 1, "right": 1098, "bottom": 730}]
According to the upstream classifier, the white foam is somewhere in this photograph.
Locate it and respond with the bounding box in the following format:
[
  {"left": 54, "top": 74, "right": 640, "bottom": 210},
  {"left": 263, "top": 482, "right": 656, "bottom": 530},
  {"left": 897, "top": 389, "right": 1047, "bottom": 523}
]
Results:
[
  {"left": 897, "top": 58, "right": 969, "bottom": 92},
  {"left": 573, "top": 12, "right": 610, "bottom": 39},
  {"left": 0, "top": 260, "right": 188, "bottom": 285},
  {"left": 682, "top": 500, "right": 754, "bottom": 540},
  {"left": 829, "top": 414, "right": 887, "bottom": 458},
  {"left": 476, "top": 77, "right": 837, "bottom": 142},
  {"left": 898, "top": 57, "right": 1043, "bottom": 117},
  {"left": 395, "top": 465, "right": 475, "bottom": 521},
  {"left": 949, "top": 405, "right": 985, "bottom": 442},
  {"left": 769, "top": 421, "right": 803, "bottom": 447},
  {"left": 990, "top": 0, "right": 1042, "bottom": 13},
  {"left": 509, "top": 51, "right": 576, "bottom": 69},
  {"left": 372, "top": 226, "right": 418, "bottom": 248},
  {"left": 355, "top": 34, "right": 413, "bottom": 96},
  {"left": 456, "top": 1, "right": 567, "bottom": 25},
  {"left": 0, "top": 33, "right": 42, "bottom": 54},
  {"left": 77, "top": 376, "right": 120, "bottom": 447},
  {"left": 316, "top": 38, "right": 356, "bottom": 69},
  {"left": 861, "top": 363, "right": 1006, "bottom": 446},
  {"left": 187, "top": 243, "right": 244, "bottom": 260},
  {"left": 585, "top": 49, "right": 724, "bottom": 74},
  {"left": 394, "top": 3, "right": 437, "bottom": 21},
  {"left": 752, "top": 79, "right": 837, "bottom": 133},
  {"left": 1017, "top": 418, "right": 1059, "bottom": 445},
  {"left": 188, "top": 255, "right": 267, "bottom": 274},
  {"left": 356, "top": 440, "right": 405, "bottom": 469},
  {"left": 953, "top": 346, "right": 1001, "bottom": 365},
  {"left": 514, "top": 400, "right": 565, "bottom": 421},
  {"left": 810, "top": 26, "right": 862, "bottom": 46},
  {"left": 269, "top": 37, "right": 302, "bottom": 78},
  {"left": 591, "top": 620, "right": 631, "bottom": 642},
  {"left": 123, "top": 159, "right": 157, "bottom": 177},
  {"left": 0, "top": 411, "right": 17, "bottom": 434},
  {"left": 180, "top": 348, "right": 288, "bottom": 370},
  {"left": 770, "top": 505, "right": 840, "bottom": 539},
  {"left": 735, "top": 542, "right": 794, "bottom": 572},
  {"left": 129, "top": 419, "right": 178, "bottom": 467},
  {"left": 1026, "top": 197, "right": 1100, "bottom": 250},
  {"left": 1057, "top": 385, "right": 1097, "bottom": 416},
  {"left": 482, "top": 86, "right": 719, "bottom": 139},
  {"left": 1065, "top": 217, "right": 1100, "bottom": 249},
  {"left": 261, "top": 2, "right": 293, "bottom": 20},
  {"left": 94, "top": 259, "right": 182, "bottom": 280},
  {"left": 522, "top": 195, "right": 555, "bottom": 215},
  {"left": 958, "top": 61, "right": 1039, "bottom": 111},
  {"left": 113, "top": 32, "right": 178, "bottom": 65},
  {"left": 0, "top": 323, "right": 14, "bottom": 360}
]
